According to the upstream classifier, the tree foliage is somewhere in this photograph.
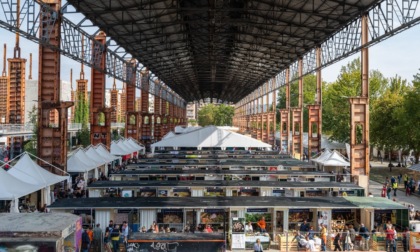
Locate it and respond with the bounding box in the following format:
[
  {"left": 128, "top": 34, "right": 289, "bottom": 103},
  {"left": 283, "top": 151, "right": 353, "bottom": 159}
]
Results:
[
  {"left": 76, "top": 125, "right": 91, "bottom": 147},
  {"left": 24, "top": 105, "right": 38, "bottom": 155},
  {"left": 74, "top": 92, "right": 89, "bottom": 127},
  {"left": 322, "top": 58, "right": 388, "bottom": 143},
  {"left": 370, "top": 74, "right": 409, "bottom": 154},
  {"left": 396, "top": 71, "right": 420, "bottom": 163},
  {"left": 197, "top": 103, "right": 234, "bottom": 127}
]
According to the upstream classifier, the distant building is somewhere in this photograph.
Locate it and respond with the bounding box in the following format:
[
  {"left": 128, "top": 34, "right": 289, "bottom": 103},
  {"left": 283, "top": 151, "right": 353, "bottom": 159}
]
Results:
[
  {"left": 24, "top": 80, "right": 73, "bottom": 124},
  {"left": 186, "top": 102, "right": 197, "bottom": 122}
]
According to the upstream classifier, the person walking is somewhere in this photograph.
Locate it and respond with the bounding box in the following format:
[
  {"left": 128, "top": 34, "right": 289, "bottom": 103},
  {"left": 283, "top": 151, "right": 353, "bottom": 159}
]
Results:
[
  {"left": 359, "top": 224, "right": 370, "bottom": 251},
  {"left": 392, "top": 181, "right": 398, "bottom": 197},
  {"left": 334, "top": 232, "right": 342, "bottom": 251},
  {"left": 93, "top": 223, "right": 103, "bottom": 251},
  {"left": 254, "top": 238, "right": 263, "bottom": 252},
  {"left": 402, "top": 227, "right": 410, "bottom": 252},
  {"left": 385, "top": 226, "right": 395, "bottom": 252},
  {"left": 110, "top": 224, "right": 121, "bottom": 252},
  {"left": 320, "top": 223, "right": 327, "bottom": 251}
]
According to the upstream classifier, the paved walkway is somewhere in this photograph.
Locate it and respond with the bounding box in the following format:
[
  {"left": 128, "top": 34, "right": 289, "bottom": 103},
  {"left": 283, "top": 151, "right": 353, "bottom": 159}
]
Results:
[{"left": 369, "top": 161, "right": 420, "bottom": 209}]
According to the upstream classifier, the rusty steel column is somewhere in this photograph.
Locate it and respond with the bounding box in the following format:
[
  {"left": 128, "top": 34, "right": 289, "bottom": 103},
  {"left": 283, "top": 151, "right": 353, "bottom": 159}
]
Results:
[
  {"left": 246, "top": 99, "right": 250, "bottom": 133},
  {"left": 350, "top": 14, "right": 370, "bottom": 176},
  {"left": 140, "top": 71, "right": 152, "bottom": 147},
  {"left": 291, "top": 59, "right": 304, "bottom": 159},
  {"left": 90, "top": 31, "right": 111, "bottom": 147},
  {"left": 7, "top": 7, "right": 27, "bottom": 157},
  {"left": 0, "top": 44, "right": 7, "bottom": 124},
  {"left": 119, "top": 83, "right": 126, "bottom": 123},
  {"left": 307, "top": 47, "right": 323, "bottom": 159},
  {"left": 110, "top": 81, "right": 118, "bottom": 123},
  {"left": 37, "top": 0, "right": 72, "bottom": 173},
  {"left": 125, "top": 60, "right": 140, "bottom": 142},
  {"left": 279, "top": 69, "right": 290, "bottom": 153},
  {"left": 161, "top": 91, "right": 169, "bottom": 136},
  {"left": 270, "top": 85, "right": 277, "bottom": 147},
  {"left": 154, "top": 86, "right": 162, "bottom": 141},
  {"left": 169, "top": 101, "right": 174, "bottom": 131},
  {"left": 69, "top": 69, "right": 76, "bottom": 123}
]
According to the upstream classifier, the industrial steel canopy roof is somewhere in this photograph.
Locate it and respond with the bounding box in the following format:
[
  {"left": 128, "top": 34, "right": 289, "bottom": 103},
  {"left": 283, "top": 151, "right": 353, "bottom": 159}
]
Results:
[{"left": 68, "top": 0, "right": 380, "bottom": 103}]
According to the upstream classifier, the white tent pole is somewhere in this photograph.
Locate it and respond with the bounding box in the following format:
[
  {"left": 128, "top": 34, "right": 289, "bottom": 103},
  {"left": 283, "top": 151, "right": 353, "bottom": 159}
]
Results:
[
  {"left": 26, "top": 152, "right": 70, "bottom": 176},
  {"left": 0, "top": 151, "right": 26, "bottom": 168}
]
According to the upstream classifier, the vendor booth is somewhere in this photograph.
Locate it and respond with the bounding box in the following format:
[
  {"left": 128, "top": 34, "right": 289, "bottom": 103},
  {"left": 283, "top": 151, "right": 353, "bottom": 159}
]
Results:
[
  {"left": 67, "top": 148, "right": 103, "bottom": 179},
  {"left": 0, "top": 213, "right": 81, "bottom": 251},
  {"left": 7, "top": 153, "right": 69, "bottom": 205}
]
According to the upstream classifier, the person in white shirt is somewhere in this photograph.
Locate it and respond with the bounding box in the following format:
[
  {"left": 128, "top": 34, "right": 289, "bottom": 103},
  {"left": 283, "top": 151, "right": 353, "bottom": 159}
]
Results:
[
  {"left": 245, "top": 221, "right": 253, "bottom": 233},
  {"left": 305, "top": 236, "right": 316, "bottom": 252}
]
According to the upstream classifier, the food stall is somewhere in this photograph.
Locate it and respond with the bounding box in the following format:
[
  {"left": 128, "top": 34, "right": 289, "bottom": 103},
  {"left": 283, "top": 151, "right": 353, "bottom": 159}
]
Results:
[{"left": 0, "top": 213, "right": 81, "bottom": 251}]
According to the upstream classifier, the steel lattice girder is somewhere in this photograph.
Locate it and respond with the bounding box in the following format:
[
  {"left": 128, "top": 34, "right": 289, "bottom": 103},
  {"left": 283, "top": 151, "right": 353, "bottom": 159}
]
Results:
[
  {"left": 0, "top": 0, "right": 418, "bottom": 104},
  {"left": 66, "top": 0, "right": 382, "bottom": 103}
]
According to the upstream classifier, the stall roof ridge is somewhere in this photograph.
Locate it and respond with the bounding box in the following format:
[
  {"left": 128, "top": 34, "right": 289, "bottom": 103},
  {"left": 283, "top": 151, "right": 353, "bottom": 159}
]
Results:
[{"left": 49, "top": 196, "right": 398, "bottom": 209}]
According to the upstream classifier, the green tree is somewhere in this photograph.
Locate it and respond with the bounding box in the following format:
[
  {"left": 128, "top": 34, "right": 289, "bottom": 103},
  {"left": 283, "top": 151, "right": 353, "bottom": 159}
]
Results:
[
  {"left": 214, "top": 104, "right": 235, "bottom": 126},
  {"left": 198, "top": 103, "right": 234, "bottom": 127},
  {"left": 397, "top": 70, "right": 420, "bottom": 163},
  {"left": 198, "top": 104, "right": 216, "bottom": 127},
  {"left": 74, "top": 93, "right": 89, "bottom": 127},
  {"left": 370, "top": 90, "right": 404, "bottom": 155},
  {"left": 322, "top": 58, "right": 387, "bottom": 142},
  {"left": 23, "top": 105, "right": 38, "bottom": 155},
  {"left": 76, "top": 126, "right": 91, "bottom": 147},
  {"left": 188, "top": 119, "right": 197, "bottom": 126}
]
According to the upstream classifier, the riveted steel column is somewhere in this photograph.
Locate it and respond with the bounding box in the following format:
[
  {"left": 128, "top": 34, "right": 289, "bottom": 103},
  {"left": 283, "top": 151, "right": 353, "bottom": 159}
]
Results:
[
  {"left": 154, "top": 84, "right": 162, "bottom": 141},
  {"left": 37, "top": 0, "right": 72, "bottom": 173},
  {"left": 125, "top": 60, "right": 140, "bottom": 142},
  {"left": 110, "top": 80, "right": 118, "bottom": 123},
  {"left": 307, "top": 47, "right": 322, "bottom": 159},
  {"left": 279, "top": 69, "right": 290, "bottom": 154},
  {"left": 291, "top": 58, "right": 303, "bottom": 159},
  {"left": 0, "top": 44, "right": 7, "bottom": 124},
  {"left": 270, "top": 84, "right": 277, "bottom": 147},
  {"left": 140, "top": 71, "right": 152, "bottom": 147},
  {"left": 90, "top": 31, "right": 111, "bottom": 147},
  {"left": 350, "top": 14, "right": 370, "bottom": 176},
  {"left": 7, "top": 45, "right": 26, "bottom": 157}
]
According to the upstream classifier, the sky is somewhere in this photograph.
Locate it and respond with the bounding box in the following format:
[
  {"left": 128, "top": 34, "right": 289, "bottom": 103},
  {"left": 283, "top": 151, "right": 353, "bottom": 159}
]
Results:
[{"left": 0, "top": 3, "right": 419, "bottom": 98}]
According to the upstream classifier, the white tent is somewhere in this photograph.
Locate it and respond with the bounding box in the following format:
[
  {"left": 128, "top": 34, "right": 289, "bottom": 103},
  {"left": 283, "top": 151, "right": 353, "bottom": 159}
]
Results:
[
  {"left": 67, "top": 148, "right": 101, "bottom": 173},
  {"left": 8, "top": 153, "right": 69, "bottom": 187},
  {"left": 125, "top": 138, "right": 145, "bottom": 154},
  {"left": 85, "top": 146, "right": 109, "bottom": 178},
  {"left": 319, "top": 151, "right": 350, "bottom": 167},
  {"left": 95, "top": 144, "right": 119, "bottom": 163},
  {"left": 111, "top": 140, "right": 132, "bottom": 156},
  {"left": 8, "top": 153, "right": 69, "bottom": 205},
  {"left": 85, "top": 146, "right": 108, "bottom": 167},
  {"left": 0, "top": 166, "right": 43, "bottom": 200},
  {"left": 151, "top": 125, "right": 272, "bottom": 153},
  {"left": 119, "top": 139, "right": 138, "bottom": 153},
  {"left": 162, "top": 131, "right": 176, "bottom": 140},
  {"left": 174, "top": 126, "right": 202, "bottom": 134},
  {"left": 311, "top": 149, "right": 332, "bottom": 163}
]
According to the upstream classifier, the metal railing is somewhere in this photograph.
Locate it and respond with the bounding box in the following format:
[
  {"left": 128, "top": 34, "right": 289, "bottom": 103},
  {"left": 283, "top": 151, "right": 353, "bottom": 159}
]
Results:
[{"left": 0, "top": 122, "right": 126, "bottom": 137}]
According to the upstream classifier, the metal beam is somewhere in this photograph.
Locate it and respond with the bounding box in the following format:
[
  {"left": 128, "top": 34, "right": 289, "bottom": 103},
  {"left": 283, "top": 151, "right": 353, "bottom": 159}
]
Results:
[{"left": 0, "top": 0, "right": 186, "bottom": 107}]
